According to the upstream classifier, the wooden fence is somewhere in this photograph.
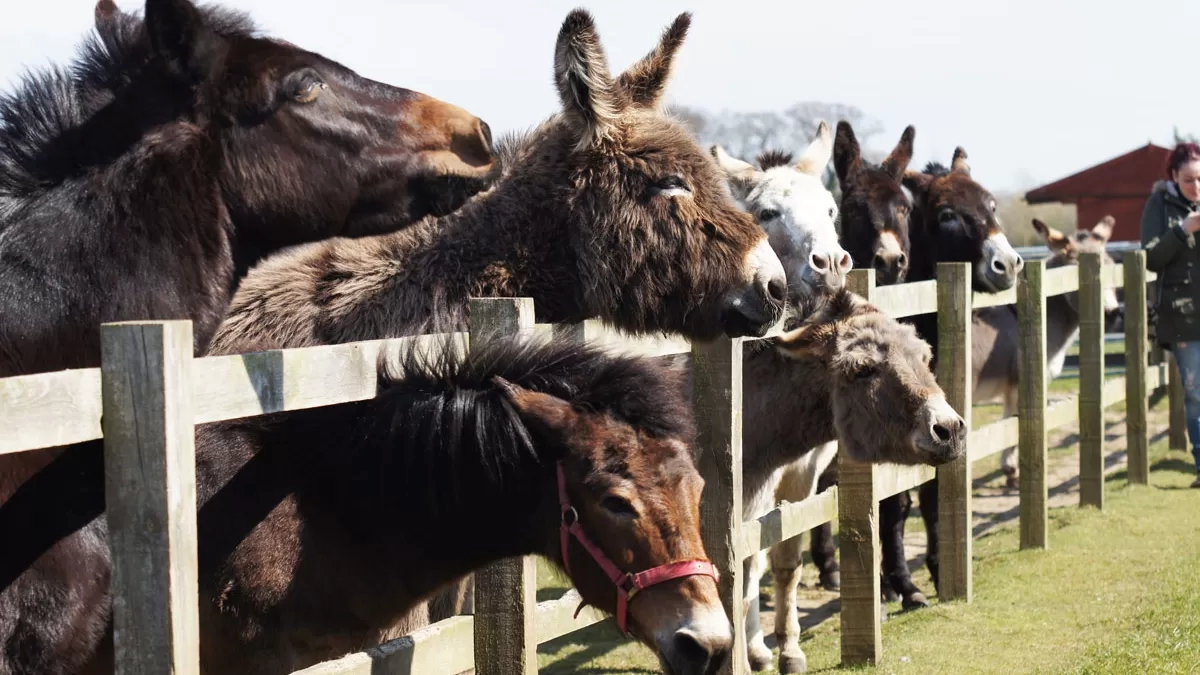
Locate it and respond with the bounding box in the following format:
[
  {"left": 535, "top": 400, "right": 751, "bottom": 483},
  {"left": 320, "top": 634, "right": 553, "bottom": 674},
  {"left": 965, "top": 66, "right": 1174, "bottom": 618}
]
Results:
[{"left": 0, "top": 252, "right": 1179, "bottom": 675}]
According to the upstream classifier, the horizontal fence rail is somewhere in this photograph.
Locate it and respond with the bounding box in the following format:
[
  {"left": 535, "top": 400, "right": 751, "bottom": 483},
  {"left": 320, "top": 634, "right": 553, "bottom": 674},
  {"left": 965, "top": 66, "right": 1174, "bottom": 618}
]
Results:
[{"left": 0, "top": 252, "right": 1174, "bottom": 675}]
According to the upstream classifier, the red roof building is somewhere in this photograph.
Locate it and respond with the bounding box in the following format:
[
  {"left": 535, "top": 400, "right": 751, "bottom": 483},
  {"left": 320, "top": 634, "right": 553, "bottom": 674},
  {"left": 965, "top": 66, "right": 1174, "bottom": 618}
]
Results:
[{"left": 1024, "top": 143, "right": 1171, "bottom": 242}]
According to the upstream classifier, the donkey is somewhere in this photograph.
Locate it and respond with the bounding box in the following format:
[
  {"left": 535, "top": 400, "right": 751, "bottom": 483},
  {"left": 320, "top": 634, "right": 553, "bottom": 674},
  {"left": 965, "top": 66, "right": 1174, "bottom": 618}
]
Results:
[
  {"left": 209, "top": 9, "right": 787, "bottom": 357},
  {"left": 709, "top": 120, "right": 853, "bottom": 300},
  {"left": 977, "top": 216, "right": 1120, "bottom": 488},
  {"left": 736, "top": 289, "right": 967, "bottom": 674},
  {"left": 0, "top": 0, "right": 495, "bottom": 379},
  {"left": 0, "top": 336, "right": 733, "bottom": 675}
]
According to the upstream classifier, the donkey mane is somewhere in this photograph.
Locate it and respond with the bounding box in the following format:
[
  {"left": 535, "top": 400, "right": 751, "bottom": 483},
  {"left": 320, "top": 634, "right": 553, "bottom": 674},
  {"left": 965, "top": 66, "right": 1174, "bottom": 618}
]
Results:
[
  {"left": 756, "top": 149, "right": 794, "bottom": 170},
  {"left": 0, "top": 3, "right": 256, "bottom": 202},
  {"left": 356, "top": 336, "right": 695, "bottom": 509},
  {"left": 922, "top": 161, "right": 950, "bottom": 177}
]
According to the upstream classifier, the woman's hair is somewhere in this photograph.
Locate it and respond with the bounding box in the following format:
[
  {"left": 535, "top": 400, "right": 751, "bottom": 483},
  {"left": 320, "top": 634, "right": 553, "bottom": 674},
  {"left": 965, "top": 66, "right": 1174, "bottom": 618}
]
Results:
[{"left": 1167, "top": 142, "right": 1200, "bottom": 179}]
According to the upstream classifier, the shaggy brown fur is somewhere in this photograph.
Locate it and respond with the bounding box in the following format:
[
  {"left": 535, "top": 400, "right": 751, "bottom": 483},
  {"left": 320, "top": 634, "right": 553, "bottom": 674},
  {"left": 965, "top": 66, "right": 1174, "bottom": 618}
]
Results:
[
  {"left": 834, "top": 122, "right": 915, "bottom": 285},
  {"left": 209, "top": 10, "right": 786, "bottom": 356}
]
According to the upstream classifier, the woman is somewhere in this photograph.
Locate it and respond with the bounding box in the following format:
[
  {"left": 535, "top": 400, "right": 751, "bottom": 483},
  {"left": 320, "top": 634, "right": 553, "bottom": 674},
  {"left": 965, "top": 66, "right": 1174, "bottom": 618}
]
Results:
[{"left": 1141, "top": 141, "right": 1200, "bottom": 487}]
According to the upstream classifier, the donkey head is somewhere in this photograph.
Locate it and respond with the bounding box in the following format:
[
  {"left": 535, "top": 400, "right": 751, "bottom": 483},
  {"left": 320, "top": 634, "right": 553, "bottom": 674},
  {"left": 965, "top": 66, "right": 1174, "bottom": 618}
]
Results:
[
  {"left": 710, "top": 122, "right": 851, "bottom": 298},
  {"left": 497, "top": 376, "right": 732, "bottom": 675},
  {"left": 903, "top": 148, "right": 1024, "bottom": 291},
  {"left": 540, "top": 10, "right": 787, "bottom": 339},
  {"left": 1032, "top": 217, "right": 1120, "bottom": 313},
  {"left": 773, "top": 291, "right": 966, "bottom": 465},
  {"left": 834, "top": 121, "right": 914, "bottom": 286},
  {"left": 98, "top": 0, "right": 496, "bottom": 257}
]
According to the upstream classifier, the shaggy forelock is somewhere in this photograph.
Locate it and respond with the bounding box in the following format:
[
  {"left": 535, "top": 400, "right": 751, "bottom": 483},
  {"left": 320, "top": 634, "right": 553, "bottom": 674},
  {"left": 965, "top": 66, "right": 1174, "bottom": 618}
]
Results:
[{"left": 756, "top": 149, "right": 794, "bottom": 170}]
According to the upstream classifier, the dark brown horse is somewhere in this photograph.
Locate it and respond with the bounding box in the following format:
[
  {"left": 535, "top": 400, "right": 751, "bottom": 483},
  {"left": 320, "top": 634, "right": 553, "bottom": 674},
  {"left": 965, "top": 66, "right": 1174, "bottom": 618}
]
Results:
[
  {"left": 208, "top": 10, "right": 787, "bottom": 356},
  {"left": 0, "top": 0, "right": 496, "bottom": 379},
  {"left": 2, "top": 336, "right": 733, "bottom": 675}
]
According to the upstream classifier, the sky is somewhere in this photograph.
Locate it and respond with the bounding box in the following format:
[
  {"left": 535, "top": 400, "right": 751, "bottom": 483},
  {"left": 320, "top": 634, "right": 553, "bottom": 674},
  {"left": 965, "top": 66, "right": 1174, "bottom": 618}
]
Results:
[{"left": 2, "top": 0, "right": 1198, "bottom": 194}]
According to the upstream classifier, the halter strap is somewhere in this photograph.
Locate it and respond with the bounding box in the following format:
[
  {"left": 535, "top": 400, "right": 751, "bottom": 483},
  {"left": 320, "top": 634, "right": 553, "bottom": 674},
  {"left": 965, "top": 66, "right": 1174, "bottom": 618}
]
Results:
[{"left": 556, "top": 462, "right": 720, "bottom": 636}]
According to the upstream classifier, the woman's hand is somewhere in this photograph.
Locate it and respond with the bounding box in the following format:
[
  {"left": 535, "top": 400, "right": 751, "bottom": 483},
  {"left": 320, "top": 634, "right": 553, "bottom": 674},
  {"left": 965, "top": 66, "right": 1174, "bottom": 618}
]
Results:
[{"left": 1184, "top": 212, "right": 1200, "bottom": 234}]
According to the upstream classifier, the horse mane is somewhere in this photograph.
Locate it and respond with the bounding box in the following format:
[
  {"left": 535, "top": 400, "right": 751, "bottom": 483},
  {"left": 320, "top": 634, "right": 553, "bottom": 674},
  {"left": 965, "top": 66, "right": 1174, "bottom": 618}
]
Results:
[
  {"left": 365, "top": 334, "right": 695, "bottom": 512},
  {"left": 922, "top": 161, "right": 950, "bottom": 176},
  {"left": 756, "top": 149, "right": 794, "bottom": 170},
  {"left": 0, "top": 4, "right": 256, "bottom": 201}
]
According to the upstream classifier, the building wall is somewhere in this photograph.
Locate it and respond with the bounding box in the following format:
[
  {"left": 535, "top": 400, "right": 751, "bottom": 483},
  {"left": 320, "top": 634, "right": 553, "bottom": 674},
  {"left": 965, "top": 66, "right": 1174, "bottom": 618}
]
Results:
[{"left": 1076, "top": 195, "right": 1150, "bottom": 242}]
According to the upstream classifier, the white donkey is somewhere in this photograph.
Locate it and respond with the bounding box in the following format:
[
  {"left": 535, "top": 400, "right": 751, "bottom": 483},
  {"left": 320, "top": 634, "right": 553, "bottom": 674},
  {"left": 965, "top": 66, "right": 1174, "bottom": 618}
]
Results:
[{"left": 975, "top": 216, "right": 1120, "bottom": 487}]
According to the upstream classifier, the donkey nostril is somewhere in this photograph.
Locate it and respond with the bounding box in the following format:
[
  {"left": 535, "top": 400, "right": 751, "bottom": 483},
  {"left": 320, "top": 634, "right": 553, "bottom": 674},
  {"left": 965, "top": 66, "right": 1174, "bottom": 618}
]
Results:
[
  {"left": 872, "top": 254, "right": 886, "bottom": 269},
  {"left": 838, "top": 252, "right": 853, "bottom": 271},
  {"left": 673, "top": 631, "right": 712, "bottom": 669},
  {"left": 810, "top": 253, "right": 829, "bottom": 272},
  {"left": 932, "top": 423, "right": 953, "bottom": 443},
  {"left": 897, "top": 253, "right": 908, "bottom": 268},
  {"left": 992, "top": 258, "right": 1007, "bottom": 274},
  {"left": 767, "top": 278, "right": 787, "bottom": 304}
]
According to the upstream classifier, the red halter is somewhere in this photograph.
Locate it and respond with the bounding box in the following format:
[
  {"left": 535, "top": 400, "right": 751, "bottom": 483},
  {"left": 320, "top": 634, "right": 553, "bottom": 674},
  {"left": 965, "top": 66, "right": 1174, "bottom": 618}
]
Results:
[{"left": 556, "top": 462, "right": 721, "bottom": 636}]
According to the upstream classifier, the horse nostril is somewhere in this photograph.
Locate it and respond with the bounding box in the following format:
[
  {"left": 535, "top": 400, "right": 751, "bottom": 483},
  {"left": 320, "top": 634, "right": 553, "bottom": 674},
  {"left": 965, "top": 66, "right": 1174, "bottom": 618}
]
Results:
[
  {"left": 810, "top": 252, "right": 829, "bottom": 272},
  {"left": 767, "top": 278, "right": 787, "bottom": 304}
]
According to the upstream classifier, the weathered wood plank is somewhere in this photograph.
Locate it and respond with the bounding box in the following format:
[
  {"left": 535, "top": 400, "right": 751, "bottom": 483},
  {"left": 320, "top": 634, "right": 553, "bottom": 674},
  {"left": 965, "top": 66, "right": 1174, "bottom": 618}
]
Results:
[
  {"left": 1102, "top": 262, "right": 1126, "bottom": 290},
  {"left": 290, "top": 616, "right": 475, "bottom": 675},
  {"left": 1168, "top": 350, "right": 1188, "bottom": 451},
  {"left": 871, "top": 278, "right": 937, "bottom": 318},
  {"left": 0, "top": 367, "right": 102, "bottom": 455},
  {"left": 968, "top": 417, "right": 1021, "bottom": 464},
  {"left": 534, "top": 590, "right": 611, "bottom": 644},
  {"left": 692, "top": 335, "right": 746, "bottom": 675},
  {"left": 840, "top": 268, "right": 882, "bottom": 666},
  {"left": 739, "top": 488, "right": 838, "bottom": 558},
  {"left": 1042, "top": 264, "right": 1080, "bottom": 298},
  {"left": 572, "top": 320, "right": 692, "bottom": 357},
  {"left": 470, "top": 299, "right": 538, "bottom": 675},
  {"left": 1017, "top": 259, "right": 1048, "bottom": 549},
  {"left": 874, "top": 464, "right": 936, "bottom": 501},
  {"left": 970, "top": 286, "right": 1018, "bottom": 309},
  {"left": 100, "top": 321, "right": 200, "bottom": 675},
  {"left": 1045, "top": 396, "right": 1079, "bottom": 431},
  {"left": 936, "top": 262, "right": 972, "bottom": 602},
  {"left": 1078, "top": 253, "right": 1105, "bottom": 509}
]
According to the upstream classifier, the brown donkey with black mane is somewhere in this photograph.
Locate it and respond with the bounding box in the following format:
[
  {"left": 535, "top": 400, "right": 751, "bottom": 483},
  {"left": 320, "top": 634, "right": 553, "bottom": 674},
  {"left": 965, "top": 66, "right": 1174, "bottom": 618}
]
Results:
[{"left": 210, "top": 9, "right": 787, "bottom": 356}]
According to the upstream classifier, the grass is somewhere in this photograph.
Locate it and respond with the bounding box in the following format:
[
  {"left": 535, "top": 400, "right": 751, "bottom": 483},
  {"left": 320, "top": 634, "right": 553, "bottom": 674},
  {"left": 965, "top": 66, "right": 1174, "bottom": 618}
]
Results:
[{"left": 536, "top": 397, "right": 1200, "bottom": 674}]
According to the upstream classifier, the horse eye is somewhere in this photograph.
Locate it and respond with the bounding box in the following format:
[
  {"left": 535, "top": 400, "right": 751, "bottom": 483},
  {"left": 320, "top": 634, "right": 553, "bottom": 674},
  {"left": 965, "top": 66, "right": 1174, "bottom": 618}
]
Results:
[
  {"left": 601, "top": 495, "right": 638, "bottom": 517},
  {"left": 292, "top": 81, "right": 326, "bottom": 104},
  {"left": 758, "top": 208, "right": 780, "bottom": 221}
]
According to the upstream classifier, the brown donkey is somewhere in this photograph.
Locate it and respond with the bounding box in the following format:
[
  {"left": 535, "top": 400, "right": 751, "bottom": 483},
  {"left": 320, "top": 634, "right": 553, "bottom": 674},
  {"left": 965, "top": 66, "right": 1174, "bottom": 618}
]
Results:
[{"left": 210, "top": 10, "right": 787, "bottom": 356}]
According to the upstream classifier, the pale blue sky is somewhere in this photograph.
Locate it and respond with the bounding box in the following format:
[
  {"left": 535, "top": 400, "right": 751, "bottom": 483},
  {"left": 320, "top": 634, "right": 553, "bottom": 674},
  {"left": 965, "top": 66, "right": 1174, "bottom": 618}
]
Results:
[{"left": 2, "top": 0, "right": 1197, "bottom": 194}]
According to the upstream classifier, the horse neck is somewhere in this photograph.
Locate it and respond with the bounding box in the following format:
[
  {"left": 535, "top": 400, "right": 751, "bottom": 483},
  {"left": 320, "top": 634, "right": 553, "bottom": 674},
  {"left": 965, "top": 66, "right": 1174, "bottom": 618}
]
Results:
[{"left": 741, "top": 346, "right": 834, "bottom": 501}]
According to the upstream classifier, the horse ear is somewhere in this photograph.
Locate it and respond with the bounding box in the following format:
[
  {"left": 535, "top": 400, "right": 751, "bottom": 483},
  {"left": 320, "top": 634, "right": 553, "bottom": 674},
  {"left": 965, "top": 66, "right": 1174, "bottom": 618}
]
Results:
[
  {"left": 950, "top": 147, "right": 970, "bottom": 175},
  {"left": 494, "top": 376, "right": 578, "bottom": 444},
  {"left": 1032, "top": 218, "right": 1072, "bottom": 253},
  {"left": 833, "top": 120, "right": 863, "bottom": 184},
  {"left": 554, "top": 9, "right": 623, "bottom": 149},
  {"left": 880, "top": 125, "right": 916, "bottom": 182},
  {"left": 616, "top": 12, "right": 690, "bottom": 110},
  {"left": 794, "top": 120, "right": 834, "bottom": 177},
  {"left": 711, "top": 145, "right": 760, "bottom": 202},
  {"left": 144, "top": 0, "right": 226, "bottom": 82},
  {"left": 1091, "top": 215, "right": 1115, "bottom": 242},
  {"left": 774, "top": 322, "right": 838, "bottom": 361}
]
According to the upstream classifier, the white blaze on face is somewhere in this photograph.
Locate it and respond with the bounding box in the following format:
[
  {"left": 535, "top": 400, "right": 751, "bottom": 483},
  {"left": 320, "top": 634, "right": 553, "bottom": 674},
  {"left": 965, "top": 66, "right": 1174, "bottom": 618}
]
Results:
[{"left": 746, "top": 168, "right": 847, "bottom": 291}]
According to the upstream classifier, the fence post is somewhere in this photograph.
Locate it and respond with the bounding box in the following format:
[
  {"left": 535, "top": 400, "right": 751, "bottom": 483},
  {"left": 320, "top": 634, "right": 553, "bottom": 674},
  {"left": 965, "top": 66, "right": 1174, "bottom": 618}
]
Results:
[
  {"left": 1017, "top": 259, "right": 1048, "bottom": 549},
  {"left": 100, "top": 320, "right": 200, "bottom": 675},
  {"left": 936, "top": 262, "right": 972, "bottom": 602},
  {"left": 470, "top": 298, "right": 538, "bottom": 675},
  {"left": 839, "top": 269, "right": 882, "bottom": 666},
  {"left": 1078, "top": 253, "right": 1106, "bottom": 509},
  {"left": 692, "top": 335, "right": 745, "bottom": 675},
  {"left": 1124, "top": 252, "right": 1150, "bottom": 485},
  {"left": 1168, "top": 351, "right": 1188, "bottom": 451}
]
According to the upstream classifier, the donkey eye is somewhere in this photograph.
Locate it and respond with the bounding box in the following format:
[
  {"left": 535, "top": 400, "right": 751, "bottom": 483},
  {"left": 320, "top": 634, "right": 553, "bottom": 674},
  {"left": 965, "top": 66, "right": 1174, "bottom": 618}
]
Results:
[
  {"left": 601, "top": 495, "right": 638, "bottom": 517},
  {"left": 654, "top": 175, "right": 691, "bottom": 197},
  {"left": 758, "top": 209, "right": 780, "bottom": 222},
  {"left": 853, "top": 364, "right": 879, "bottom": 380},
  {"left": 292, "top": 81, "right": 327, "bottom": 104}
]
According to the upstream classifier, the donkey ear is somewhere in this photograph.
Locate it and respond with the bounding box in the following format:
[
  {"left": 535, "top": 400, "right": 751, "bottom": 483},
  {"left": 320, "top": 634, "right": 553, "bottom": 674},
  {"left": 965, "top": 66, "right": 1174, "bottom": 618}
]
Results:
[
  {"left": 616, "top": 12, "right": 691, "bottom": 110},
  {"left": 1091, "top": 215, "right": 1115, "bottom": 242},
  {"left": 1032, "top": 218, "right": 1072, "bottom": 253},
  {"left": 774, "top": 322, "right": 838, "bottom": 361},
  {"left": 95, "top": 0, "right": 120, "bottom": 26},
  {"left": 554, "top": 9, "right": 623, "bottom": 149},
  {"left": 880, "top": 125, "right": 916, "bottom": 182},
  {"left": 494, "top": 376, "right": 578, "bottom": 444},
  {"left": 950, "top": 147, "right": 970, "bottom": 175},
  {"left": 833, "top": 120, "right": 863, "bottom": 184},
  {"left": 144, "top": 0, "right": 226, "bottom": 82},
  {"left": 711, "top": 145, "right": 760, "bottom": 201},
  {"left": 902, "top": 170, "right": 934, "bottom": 200},
  {"left": 794, "top": 120, "right": 834, "bottom": 177}
]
